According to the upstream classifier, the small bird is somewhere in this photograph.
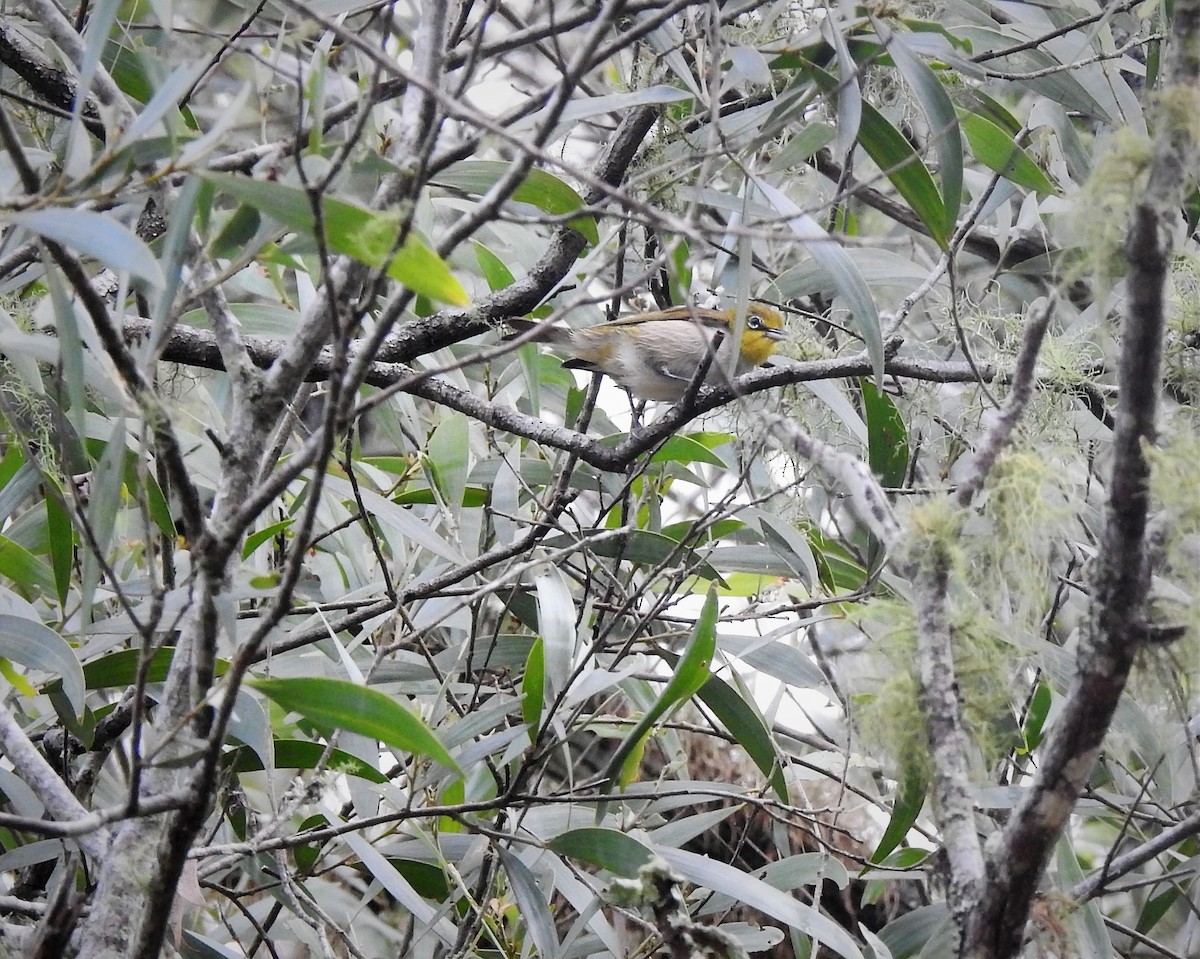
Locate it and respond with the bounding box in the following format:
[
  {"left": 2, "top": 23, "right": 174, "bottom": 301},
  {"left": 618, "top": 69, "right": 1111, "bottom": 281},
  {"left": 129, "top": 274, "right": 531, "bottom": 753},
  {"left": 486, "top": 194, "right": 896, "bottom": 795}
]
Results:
[{"left": 505, "top": 303, "right": 786, "bottom": 402}]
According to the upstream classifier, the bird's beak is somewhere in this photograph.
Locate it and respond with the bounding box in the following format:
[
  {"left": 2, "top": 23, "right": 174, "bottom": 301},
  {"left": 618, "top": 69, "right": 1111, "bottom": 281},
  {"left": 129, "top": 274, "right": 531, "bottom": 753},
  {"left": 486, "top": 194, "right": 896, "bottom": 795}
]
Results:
[{"left": 764, "top": 329, "right": 786, "bottom": 340}]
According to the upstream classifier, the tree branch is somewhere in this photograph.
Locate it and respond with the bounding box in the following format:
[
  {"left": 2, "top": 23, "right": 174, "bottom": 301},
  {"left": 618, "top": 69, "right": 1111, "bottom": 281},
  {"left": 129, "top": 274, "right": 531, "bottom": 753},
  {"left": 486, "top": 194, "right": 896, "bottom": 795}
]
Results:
[
  {"left": 14, "top": 0, "right": 135, "bottom": 132},
  {"left": 953, "top": 295, "right": 1056, "bottom": 507},
  {"left": 1070, "top": 807, "right": 1200, "bottom": 902},
  {"left": 0, "top": 17, "right": 103, "bottom": 138},
  {"left": 962, "top": 3, "right": 1200, "bottom": 956},
  {"left": 0, "top": 704, "right": 108, "bottom": 861}
]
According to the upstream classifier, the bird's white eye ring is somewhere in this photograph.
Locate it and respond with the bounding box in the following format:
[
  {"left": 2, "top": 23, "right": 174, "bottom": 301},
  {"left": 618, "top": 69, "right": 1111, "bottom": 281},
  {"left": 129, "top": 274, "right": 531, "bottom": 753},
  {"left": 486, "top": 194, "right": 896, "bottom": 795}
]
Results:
[{"left": 747, "top": 315, "right": 762, "bottom": 329}]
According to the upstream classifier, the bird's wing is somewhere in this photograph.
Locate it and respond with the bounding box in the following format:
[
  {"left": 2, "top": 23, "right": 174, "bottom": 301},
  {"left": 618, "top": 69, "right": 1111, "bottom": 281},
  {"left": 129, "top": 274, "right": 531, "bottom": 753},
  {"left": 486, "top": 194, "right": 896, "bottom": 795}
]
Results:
[{"left": 601, "top": 307, "right": 728, "bottom": 330}]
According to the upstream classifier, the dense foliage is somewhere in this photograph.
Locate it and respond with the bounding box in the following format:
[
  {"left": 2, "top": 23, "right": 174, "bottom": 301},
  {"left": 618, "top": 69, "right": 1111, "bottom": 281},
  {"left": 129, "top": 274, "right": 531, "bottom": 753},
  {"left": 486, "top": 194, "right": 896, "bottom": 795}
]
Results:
[{"left": 0, "top": 1, "right": 1195, "bottom": 957}]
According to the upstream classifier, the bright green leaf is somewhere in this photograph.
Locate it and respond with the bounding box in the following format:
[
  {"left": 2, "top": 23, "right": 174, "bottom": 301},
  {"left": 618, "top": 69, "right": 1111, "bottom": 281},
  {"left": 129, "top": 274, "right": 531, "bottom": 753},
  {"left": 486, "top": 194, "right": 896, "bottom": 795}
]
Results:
[
  {"left": 648, "top": 435, "right": 730, "bottom": 468},
  {"left": 251, "top": 677, "right": 460, "bottom": 772},
  {"left": 547, "top": 828, "right": 653, "bottom": 878},
  {"left": 871, "top": 765, "right": 927, "bottom": 864},
  {"left": 887, "top": 30, "right": 963, "bottom": 236},
  {"left": 0, "top": 535, "right": 56, "bottom": 596},
  {"left": 698, "top": 674, "right": 787, "bottom": 801},
  {"left": 242, "top": 519, "right": 294, "bottom": 559},
  {"left": 521, "top": 637, "right": 545, "bottom": 734},
  {"left": 860, "top": 379, "right": 910, "bottom": 487},
  {"left": 960, "top": 112, "right": 1058, "bottom": 195},
  {"left": 857, "top": 100, "right": 950, "bottom": 246},
  {"left": 226, "top": 740, "right": 388, "bottom": 783},
  {"left": 473, "top": 241, "right": 515, "bottom": 291},
  {"left": 601, "top": 589, "right": 718, "bottom": 791},
  {"left": 45, "top": 494, "right": 73, "bottom": 608},
  {"left": 199, "top": 172, "right": 468, "bottom": 304},
  {"left": 432, "top": 161, "right": 598, "bottom": 245},
  {"left": 0, "top": 658, "right": 37, "bottom": 697}
]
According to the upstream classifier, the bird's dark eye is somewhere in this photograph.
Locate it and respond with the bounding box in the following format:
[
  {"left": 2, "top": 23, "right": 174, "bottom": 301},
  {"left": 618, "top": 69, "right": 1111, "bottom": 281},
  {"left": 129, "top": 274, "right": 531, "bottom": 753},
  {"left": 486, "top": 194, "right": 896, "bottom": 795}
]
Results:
[{"left": 747, "top": 315, "right": 762, "bottom": 330}]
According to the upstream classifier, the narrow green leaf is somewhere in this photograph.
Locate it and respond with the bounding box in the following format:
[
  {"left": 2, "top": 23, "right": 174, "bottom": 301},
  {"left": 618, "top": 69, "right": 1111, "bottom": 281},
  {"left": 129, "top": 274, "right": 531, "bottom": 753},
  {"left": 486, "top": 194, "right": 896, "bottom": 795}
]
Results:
[
  {"left": 660, "top": 518, "right": 744, "bottom": 545},
  {"left": 601, "top": 589, "right": 718, "bottom": 790},
  {"left": 871, "top": 766, "right": 927, "bottom": 863},
  {"left": 437, "top": 778, "right": 465, "bottom": 833},
  {"left": 861, "top": 848, "right": 929, "bottom": 907},
  {"left": 887, "top": 30, "right": 963, "bottom": 236},
  {"left": 960, "top": 112, "right": 1058, "bottom": 195},
  {"left": 251, "top": 677, "right": 460, "bottom": 772},
  {"left": 70, "top": 648, "right": 230, "bottom": 690},
  {"left": 767, "top": 122, "right": 837, "bottom": 172},
  {"left": 123, "top": 459, "right": 175, "bottom": 540},
  {"left": 669, "top": 237, "right": 692, "bottom": 306},
  {"left": 698, "top": 674, "right": 787, "bottom": 801},
  {"left": 242, "top": 519, "right": 293, "bottom": 559},
  {"left": 521, "top": 637, "right": 545, "bottom": 733},
  {"left": 647, "top": 435, "right": 730, "bottom": 468},
  {"left": 0, "top": 658, "right": 36, "bottom": 697},
  {"left": 649, "top": 588, "right": 718, "bottom": 708},
  {"left": 381, "top": 858, "right": 451, "bottom": 900},
  {"left": 0, "top": 535, "right": 56, "bottom": 595},
  {"left": 807, "top": 525, "right": 868, "bottom": 592},
  {"left": 857, "top": 101, "right": 950, "bottom": 245},
  {"left": 860, "top": 379, "right": 909, "bottom": 487},
  {"left": 390, "top": 486, "right": 489, "bottom": 508},
  {"left": 44, "top": 495, "right": 73, "bottom": 607},
  {"left": 432, "top": 161, "right": 598, "bottom": 244},
  {"left": 497, "top": 848, "right": 559, "bottom": 959},
  {"left": 1020, "top": 679, "right": 1052, "bottom": 753},
  {"left": 199, "top": 172, "right": 468, "bottom": 304},
  {"left": 473, "top": 241, "right": 515, "bottom": 291},
  {"left": 783, "top": 47, "right": 950, "bottom": 243},
  {"left": 952, "top": 87, "right": 1020, "bottom": 135},
  {"left": 0, "top": 447, "right": 24, "bottom": 501},
  {"left": 1137, "top": 889, "right": 1178, "bottom": 935},
  {"left": 547, "top": 827, "right": 653, "bottom": 878}
]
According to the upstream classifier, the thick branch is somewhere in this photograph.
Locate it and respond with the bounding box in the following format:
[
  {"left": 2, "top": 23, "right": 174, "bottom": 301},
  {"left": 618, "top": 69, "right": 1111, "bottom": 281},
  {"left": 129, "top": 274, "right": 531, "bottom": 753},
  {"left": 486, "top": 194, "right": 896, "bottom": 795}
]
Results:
[
  {"left": 14, "top": 1, "right": 135, "bottom": 131},
  {"left": 910, "top": 534, "right": 984, "bottom": 936},
  {"left": 961, "top": 4, "right": 1200, "bottom": 957},
  {"left": 0, "top": 705, "right": 108, "bottom": 861},
  {"left": 1070, "top": 808, "right": 1200, "bottom": 902},
  {"left": 0, "top": 17, "right": 103, "bottom": 137}
]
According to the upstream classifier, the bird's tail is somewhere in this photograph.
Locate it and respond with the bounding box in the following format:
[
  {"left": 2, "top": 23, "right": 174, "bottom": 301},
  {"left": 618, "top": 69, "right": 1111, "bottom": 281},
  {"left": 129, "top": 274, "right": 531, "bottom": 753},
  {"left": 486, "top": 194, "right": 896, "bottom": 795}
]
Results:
[{"left": 503, "top": 317, "right": 572, "bottom": 345}]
